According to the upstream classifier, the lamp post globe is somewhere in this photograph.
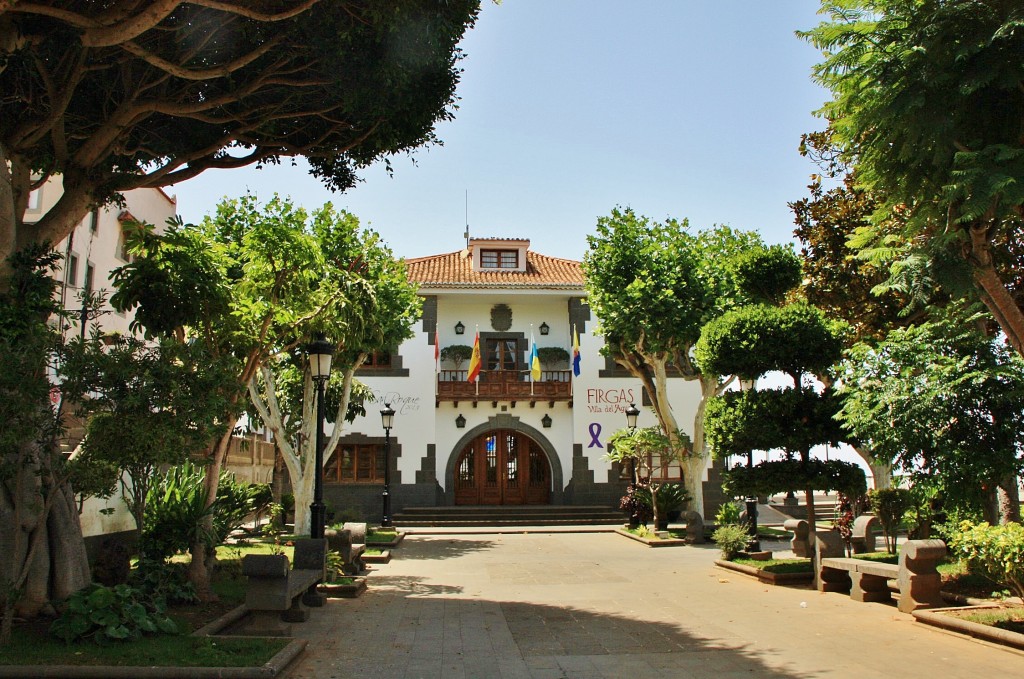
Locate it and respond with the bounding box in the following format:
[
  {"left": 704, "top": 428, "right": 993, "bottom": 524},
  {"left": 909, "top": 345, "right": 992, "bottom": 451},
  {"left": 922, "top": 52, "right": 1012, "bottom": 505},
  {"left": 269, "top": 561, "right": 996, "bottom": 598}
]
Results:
[{"left": 624, "top": 402, "right": 640, "bottom": 431}]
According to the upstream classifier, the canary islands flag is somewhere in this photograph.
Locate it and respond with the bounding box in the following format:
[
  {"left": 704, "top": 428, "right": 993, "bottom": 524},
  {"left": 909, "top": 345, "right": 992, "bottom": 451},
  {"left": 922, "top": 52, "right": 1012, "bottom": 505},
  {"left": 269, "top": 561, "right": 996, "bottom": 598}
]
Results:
[
  {"left": 572, "top": 326, "right": 581, "bottom": 377},
  {"left": 530, "top": 332, "right": 541, "bottom": 382},
  {"left": 467, "top": 331, "right": 482, "bottom": 382}
]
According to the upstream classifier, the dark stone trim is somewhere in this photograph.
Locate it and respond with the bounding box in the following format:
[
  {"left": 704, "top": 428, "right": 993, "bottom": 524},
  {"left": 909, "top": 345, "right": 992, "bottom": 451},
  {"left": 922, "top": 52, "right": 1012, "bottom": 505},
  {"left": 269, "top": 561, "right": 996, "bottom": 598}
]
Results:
[
  {"left": 598, "top": 355, "right": 633, "bottom": 378},
  {"left": 416, "top": 443, "right": 437, "bottom": 484},
  {"left": 442, "top": 413, "right": 564, "bottom": 505},
  {"left": 422, "top": 295, "right": 437, "bottom": 339},
  {"left": 568, "top": 297, "right": 590, "bottom": 335}
]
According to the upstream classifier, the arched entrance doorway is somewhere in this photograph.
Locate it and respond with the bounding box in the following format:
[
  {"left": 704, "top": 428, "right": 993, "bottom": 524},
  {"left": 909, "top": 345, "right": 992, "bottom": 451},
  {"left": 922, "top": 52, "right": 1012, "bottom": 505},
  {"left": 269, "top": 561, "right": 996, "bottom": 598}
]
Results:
[{"left": 454, "top": 430, "right": 551, "bottom": 505}]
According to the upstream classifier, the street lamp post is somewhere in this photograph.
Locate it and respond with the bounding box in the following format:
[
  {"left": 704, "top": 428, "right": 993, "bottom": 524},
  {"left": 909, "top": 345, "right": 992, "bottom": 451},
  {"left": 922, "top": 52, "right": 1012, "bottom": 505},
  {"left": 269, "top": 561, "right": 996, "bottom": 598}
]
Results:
[
  {"left": 739, "top": 379, "right": 759, "bottom": 552},
  {"left": 380, "top": 403, "right": 395, "bottom": 528},
  {"left": 307, "top": 338, "right": 333, "bottom": 540}
]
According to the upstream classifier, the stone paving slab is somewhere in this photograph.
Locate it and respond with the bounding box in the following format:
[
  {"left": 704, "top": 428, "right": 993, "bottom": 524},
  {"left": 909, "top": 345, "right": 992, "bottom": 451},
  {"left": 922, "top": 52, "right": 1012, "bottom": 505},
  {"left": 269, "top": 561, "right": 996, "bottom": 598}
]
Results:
[{"left": 283, "top": 532, "right": 1023, "bottom": 678}]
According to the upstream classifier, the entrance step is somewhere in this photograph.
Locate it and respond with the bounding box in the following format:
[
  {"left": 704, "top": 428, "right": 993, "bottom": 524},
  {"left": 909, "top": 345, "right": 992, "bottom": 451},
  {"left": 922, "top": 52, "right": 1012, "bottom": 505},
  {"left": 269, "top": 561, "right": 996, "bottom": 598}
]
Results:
[{"left": 392, "top": 505, "right": 625, "bottom": 527}]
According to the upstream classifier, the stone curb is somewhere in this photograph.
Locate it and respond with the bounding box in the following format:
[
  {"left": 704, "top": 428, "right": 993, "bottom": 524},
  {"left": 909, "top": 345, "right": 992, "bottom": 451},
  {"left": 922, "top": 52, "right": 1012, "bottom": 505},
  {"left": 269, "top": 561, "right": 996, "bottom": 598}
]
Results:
[
  {"left": 0, "top": 605, "right": 307, "bottom": 678},
  {"left": 613, "top": 528, "right": 688, "bottom": 547},
  {"left": 913, "top": 605, "right": 1024, "bottom": 653},
  {"left": 318, "top": 576, "right": 367, "bottom": 598}
]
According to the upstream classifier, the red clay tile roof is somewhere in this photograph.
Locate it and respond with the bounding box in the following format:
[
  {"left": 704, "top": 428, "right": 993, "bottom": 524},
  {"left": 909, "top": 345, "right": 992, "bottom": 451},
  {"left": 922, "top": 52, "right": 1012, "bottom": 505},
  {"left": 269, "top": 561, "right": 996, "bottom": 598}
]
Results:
[{"left": 406, "top": 249, "right": 585, "bottom": 290}]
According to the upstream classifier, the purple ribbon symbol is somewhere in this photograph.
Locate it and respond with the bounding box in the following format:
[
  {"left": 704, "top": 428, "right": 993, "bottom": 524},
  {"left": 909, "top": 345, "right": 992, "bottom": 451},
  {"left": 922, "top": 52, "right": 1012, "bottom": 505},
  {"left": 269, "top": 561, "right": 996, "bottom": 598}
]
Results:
[{"left": 588, "top": 422, "right": 603, "bottom": 448}]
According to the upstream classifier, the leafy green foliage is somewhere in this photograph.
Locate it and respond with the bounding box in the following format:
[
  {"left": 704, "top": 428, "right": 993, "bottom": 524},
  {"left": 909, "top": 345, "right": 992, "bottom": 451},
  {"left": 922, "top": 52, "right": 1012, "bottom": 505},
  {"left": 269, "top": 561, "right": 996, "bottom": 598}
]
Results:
[
  {"left": 801, "top": 0, "right": 1024, "bottom": 354},
  {"left": 129, "top": 561, "right": 198, "bottom": 608},
  {"left": 715, "top": 501, "right": 743, "bottom": 527},
  {"left": 704, "top": 387, "right": 845, "bottom": 458},
  {"left": 695, "top": 303, "right": 844, "bottom": 380},
  {"left": 59, "top": 336, "right": 236, "bottom": 537},
  {"left": 48, "top": 584, "right": 178, "bottom": 644},
  {"left": 947, "top": 521, "right": 1024, "bottom": 600},
  {"left": 732, "top": 245, "right": 802, "bottom": 306},
  {"left": 2, "top": 2, "right": 480, "bottom": 268},
  {"left": 836, "top": 307, "right": 1024, "bottom": 513},
  {"left": 723, "top": 460, "right": 866, "bottom": 500},
  {"left": 868, "top": 489, "right": 912, "bottom": 555},
  {"left": 712, "top": 524, "right": 750, "bottom": 560},
  {"left": 633, "top": 483, "right": 691, "bottom": 515}
]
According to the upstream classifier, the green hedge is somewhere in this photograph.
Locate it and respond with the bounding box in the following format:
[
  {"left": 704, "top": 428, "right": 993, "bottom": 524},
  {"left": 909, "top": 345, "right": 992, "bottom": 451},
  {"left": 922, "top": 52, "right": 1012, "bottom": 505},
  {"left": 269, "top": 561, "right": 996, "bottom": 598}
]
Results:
[{"left": 722, "top": 459, "right": 867, "bottom": 498}]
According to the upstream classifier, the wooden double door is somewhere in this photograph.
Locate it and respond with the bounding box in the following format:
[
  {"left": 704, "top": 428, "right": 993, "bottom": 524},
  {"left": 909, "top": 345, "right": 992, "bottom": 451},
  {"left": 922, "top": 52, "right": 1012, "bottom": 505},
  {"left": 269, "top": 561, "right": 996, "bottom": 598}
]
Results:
[{"left": 454, "top": 430, "right": 551, "bottom": 505}]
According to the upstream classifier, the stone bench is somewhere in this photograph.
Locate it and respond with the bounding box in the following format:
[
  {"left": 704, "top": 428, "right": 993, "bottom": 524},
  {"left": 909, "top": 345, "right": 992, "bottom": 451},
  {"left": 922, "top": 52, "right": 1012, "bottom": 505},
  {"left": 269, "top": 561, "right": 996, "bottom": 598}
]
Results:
[
  {"left": 850, "top": 514, "right": 879, "bottom": 554},
  {"left": 241, "top": 538, "right": 326, "bottom": 636},
  {"left": 325, "top": 522, "right": 367, "bottom": 575},
  {"left": 815, "top": 533, "right": 945, "bottom": 613}
]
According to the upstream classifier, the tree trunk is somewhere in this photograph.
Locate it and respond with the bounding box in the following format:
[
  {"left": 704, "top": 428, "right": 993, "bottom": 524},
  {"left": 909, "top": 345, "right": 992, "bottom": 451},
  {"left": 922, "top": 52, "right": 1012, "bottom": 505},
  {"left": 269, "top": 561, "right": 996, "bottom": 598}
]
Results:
[
  {"left": 0, "top": 142, "right": 16, "bottom": 289},
  {"left": 966, "top": 222, "right": 1024, "bottom": 359},
  {"left": 187, "top": 423, "right": 235, "bottom": 602},
  {"left": 997, "top": 475, "right": 1021, "bottom": 524}
]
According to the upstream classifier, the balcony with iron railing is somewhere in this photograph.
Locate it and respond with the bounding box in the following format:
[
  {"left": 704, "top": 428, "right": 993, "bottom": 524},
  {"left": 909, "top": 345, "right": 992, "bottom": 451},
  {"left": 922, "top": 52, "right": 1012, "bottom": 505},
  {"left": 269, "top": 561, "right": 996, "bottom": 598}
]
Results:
[{"left": 437, "top": 369, "right": 573, "bottom": 402}]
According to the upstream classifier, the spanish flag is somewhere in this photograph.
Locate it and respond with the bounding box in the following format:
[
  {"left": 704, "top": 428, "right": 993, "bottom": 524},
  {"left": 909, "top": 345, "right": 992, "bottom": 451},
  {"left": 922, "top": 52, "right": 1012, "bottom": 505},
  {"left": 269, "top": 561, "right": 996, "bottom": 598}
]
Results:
[
  {"left": 572, "top": 325, "right": 581, "bottom": 377},
  {"left": 467, "top": 331, "right": 482, "bottom": 382}
]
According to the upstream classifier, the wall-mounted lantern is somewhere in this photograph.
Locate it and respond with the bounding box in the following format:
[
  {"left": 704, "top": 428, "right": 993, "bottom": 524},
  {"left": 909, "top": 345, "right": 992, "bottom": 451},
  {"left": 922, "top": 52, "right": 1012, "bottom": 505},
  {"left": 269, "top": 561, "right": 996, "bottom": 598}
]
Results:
[
  {"left": 455, "top": 413, "right": 466, "bottom": 428},
  {"left": 541, "top": 413, "right": 552, "bottom": 428},
  {"left": 454, "top": 321, "right": 465, "bottom": 335},
  {"left": 539, "top": 322, "right": 550, "bottom": 336}
]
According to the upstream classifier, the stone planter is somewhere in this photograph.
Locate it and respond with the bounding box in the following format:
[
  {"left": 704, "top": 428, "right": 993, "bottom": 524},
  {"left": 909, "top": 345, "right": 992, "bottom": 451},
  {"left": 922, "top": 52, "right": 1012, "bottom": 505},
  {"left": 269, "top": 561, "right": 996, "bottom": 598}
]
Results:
[
  {"left": 714, "top": 559, "right": 814, "bottom": 585},
  {"left": 362, "top": 549, "right": 391, "bottom": 564},
  {"left": 318, "top": 576, "right": 367, "bottom": 599},
  {"left": 367, "top": 531, "right": 405, "bottom": 548},
  {"left": 614, "top": 527, "right": 688, "bottom": 547}
]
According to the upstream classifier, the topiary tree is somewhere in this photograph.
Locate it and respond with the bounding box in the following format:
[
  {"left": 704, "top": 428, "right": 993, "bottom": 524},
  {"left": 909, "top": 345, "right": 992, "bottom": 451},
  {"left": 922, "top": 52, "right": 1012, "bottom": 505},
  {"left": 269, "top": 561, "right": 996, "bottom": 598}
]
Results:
[
  {"left": 697, "top": 246, "right": 856, "bottom": 531},
  {"left": 536, "top": 347, "right": 570, "bottom": 369}
]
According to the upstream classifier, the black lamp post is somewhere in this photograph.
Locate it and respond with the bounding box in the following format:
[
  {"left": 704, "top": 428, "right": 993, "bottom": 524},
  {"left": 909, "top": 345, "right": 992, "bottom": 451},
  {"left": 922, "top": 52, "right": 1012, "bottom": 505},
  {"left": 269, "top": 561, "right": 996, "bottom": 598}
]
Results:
[
  {"left": 739, "top": 380, "right": 759, "bottom": 552},
  {"left": 307, "top": 338, "right": 333, "bottom": 540},
  {"left": 380, "top": 403, "right": 395, "bottom": 527},
  {"left": 624, "top": 403, "right": 641, "bottom": 525}
]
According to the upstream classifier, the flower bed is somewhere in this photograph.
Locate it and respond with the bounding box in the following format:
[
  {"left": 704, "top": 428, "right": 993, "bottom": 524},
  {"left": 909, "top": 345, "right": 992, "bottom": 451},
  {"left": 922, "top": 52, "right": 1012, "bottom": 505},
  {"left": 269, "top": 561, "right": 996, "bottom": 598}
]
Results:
[{"left": 914, "top": 604, "right": 1024, "bottom": 652}]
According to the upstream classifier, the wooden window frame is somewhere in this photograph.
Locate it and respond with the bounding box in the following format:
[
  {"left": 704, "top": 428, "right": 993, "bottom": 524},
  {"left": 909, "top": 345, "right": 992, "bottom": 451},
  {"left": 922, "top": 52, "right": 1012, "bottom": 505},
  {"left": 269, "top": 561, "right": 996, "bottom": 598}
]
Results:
[
  {"left": 324, "top": 443, "right": 387, "bottom": 484},
  {"left": 480, "top": 249, "right": 518, "bottom": 269}
]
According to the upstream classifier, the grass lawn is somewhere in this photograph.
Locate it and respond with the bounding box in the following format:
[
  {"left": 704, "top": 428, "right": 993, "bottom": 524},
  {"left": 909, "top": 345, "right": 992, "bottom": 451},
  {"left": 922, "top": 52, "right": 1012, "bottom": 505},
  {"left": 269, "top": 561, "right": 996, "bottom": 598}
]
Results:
[
  {"left": 732, "top": 558, "right": 813, "bottom": 574},
  {"left": 1, "top": 565, "right": 288, "bottom": 668},
  {"left": 366, "top": 528, "right": 398, "bottom": 542},
  {"left": 952, "top": 606, "right": 1024, "bottom": 635},
  {"left": 364, "top": 547, "right": 385, "bottom": 556}
]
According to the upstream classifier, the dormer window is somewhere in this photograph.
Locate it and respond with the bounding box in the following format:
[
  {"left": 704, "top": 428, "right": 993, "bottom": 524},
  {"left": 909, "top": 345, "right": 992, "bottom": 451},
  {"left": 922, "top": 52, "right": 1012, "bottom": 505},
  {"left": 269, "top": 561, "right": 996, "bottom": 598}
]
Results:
[
  {"left": 468, "top": 238, "right": 530, "bottom": 273},
  {"left": 480, "top": 249, "right": 518, "bottom": 269}
]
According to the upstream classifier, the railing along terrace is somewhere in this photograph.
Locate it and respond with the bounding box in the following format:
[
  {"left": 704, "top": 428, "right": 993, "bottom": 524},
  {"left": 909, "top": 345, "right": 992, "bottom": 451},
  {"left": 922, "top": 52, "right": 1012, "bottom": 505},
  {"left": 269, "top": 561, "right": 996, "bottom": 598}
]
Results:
[{"left": 437, "top": 369, "right": 572, "bottom": 400}]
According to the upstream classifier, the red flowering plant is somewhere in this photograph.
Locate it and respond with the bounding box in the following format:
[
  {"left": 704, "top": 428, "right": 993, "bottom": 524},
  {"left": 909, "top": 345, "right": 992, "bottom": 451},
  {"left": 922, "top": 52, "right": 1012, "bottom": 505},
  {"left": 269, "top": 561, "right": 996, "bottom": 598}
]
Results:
[{"left": 833, "top": 493, "right": 856, "bottom": 556}]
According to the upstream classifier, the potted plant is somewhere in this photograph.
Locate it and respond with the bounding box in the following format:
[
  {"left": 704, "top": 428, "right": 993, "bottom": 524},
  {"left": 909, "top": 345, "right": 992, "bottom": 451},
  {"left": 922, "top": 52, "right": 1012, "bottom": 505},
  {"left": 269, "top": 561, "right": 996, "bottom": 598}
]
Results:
[
  {"left": 440, "top": 344, "right": 473, "bottom": 371},
  {"left": 537, "top": 346, "right": 570, "bottom": 369}
]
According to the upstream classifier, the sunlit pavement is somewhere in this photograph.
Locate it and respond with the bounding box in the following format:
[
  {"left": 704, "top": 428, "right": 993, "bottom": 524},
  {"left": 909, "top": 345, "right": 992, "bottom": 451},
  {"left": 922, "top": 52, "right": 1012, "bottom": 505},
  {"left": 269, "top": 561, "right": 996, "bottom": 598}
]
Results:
[{"left": 284, "top": 532, "right": 1022, "bottom": 678}]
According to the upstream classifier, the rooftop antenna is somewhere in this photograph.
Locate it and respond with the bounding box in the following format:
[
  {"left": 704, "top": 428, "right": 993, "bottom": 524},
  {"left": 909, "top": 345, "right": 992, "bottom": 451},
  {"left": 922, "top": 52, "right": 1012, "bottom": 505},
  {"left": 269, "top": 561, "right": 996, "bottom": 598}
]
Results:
[{"left": 463, "top": 190, "right": 470, "bottom": 248}]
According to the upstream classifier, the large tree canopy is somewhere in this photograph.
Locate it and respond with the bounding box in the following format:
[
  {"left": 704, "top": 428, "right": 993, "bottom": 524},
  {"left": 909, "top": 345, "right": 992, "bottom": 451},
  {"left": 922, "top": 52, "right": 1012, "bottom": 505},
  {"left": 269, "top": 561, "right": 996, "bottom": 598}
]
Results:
[
  {"left": 801, "top": 0, "right": 1024, "bottom": 356},
  {"left": 0, "top": 0, "right": 480, "bottom": 274},
  {"left": 583, "top": 207, "right": 764, "bottom": 515}
]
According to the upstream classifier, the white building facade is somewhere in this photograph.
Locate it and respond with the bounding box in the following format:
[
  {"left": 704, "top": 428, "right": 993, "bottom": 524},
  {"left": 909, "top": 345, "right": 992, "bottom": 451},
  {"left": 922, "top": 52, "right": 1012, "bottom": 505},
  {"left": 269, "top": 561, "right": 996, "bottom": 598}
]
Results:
[{"left": 324, "top": 238, "right": 729, "bottom": 518}]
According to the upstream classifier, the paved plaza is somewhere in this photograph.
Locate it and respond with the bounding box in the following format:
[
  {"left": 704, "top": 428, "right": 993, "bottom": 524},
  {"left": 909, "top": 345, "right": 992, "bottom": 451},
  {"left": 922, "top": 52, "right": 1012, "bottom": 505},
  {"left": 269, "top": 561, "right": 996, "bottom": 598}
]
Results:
[{"left": 285, "top": 532, "right": 1023, "bottom": 678}]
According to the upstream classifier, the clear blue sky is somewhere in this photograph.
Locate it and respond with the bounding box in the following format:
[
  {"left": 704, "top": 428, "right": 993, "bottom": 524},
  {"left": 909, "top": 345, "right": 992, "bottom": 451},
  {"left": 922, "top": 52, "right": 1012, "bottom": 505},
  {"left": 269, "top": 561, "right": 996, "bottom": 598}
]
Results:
[{"left": 173, "top": 1, "right": 831, "bottom": 261}]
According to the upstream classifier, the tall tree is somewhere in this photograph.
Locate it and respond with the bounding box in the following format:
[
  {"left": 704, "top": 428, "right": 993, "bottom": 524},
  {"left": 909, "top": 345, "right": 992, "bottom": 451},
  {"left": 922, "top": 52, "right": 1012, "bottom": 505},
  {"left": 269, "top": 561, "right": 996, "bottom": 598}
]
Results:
[
  {"left": 0, "top": 0, "right": 480, "bottom": 280},
  {"left": 801, "top": 1, "right": 1024, "bottom": 356},
  {"left": 247, "top": 220, "right": 420, "bottom": 536},
  {"left": 697, "top": 246, "right": 850, "bottom": 529},
  {"left": 112, "top": 195, "right": 370, "bottom": 598},
  {"left": 583, "top": 207, "right": 763, "bottom": 514},
  {"left": 835, "top": 305, "right": 1024, "bottom": 524},
  {"left": 0, "top": 247, "right": 89, "bottom": 643}
]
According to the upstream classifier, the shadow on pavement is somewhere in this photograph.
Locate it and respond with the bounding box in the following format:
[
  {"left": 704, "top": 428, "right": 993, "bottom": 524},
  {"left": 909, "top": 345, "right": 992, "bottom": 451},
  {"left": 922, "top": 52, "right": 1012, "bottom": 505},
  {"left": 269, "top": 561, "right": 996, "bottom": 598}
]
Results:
[{"left": 392, "top": 536, "right": 499, "bottom": 560}]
